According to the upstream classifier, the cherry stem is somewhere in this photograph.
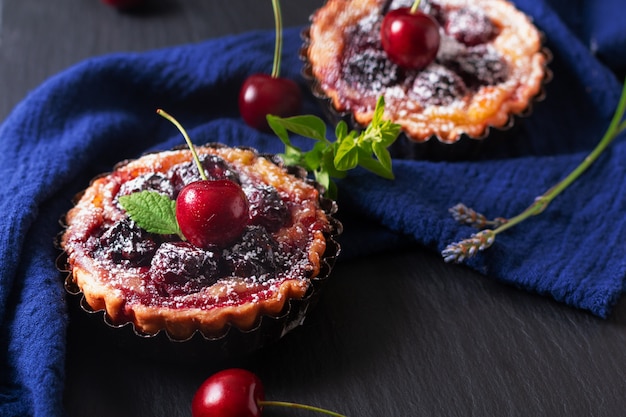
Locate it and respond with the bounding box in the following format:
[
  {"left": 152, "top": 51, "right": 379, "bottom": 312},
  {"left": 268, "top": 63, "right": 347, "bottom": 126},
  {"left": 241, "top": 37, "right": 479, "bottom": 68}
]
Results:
[
  {"left": 259, "top": 400, "right": 347, "bottom": 417},
  {"left": 270, "top": 0, "right": 283, "bottom": 78},
  {"left": 156, "top": 109, "right": 208, "bottom": 181},
  {"left": 410, "top": 0, "right": 421, "bottom": 13}
]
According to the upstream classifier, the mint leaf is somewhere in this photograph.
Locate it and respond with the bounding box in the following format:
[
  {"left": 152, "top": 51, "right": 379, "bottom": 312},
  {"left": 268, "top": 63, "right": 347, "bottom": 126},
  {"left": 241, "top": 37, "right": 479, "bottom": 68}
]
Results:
[
  {"left": 267, "top": 115, "right": 295, "bottom": 147},
  {"left": 314, "top": 168, "right": 331, "bottom": 196},
  {"left": 268, "top": 114, "right": 328, "bottom": 142},
  {"left": 356, "top": 150, "right": 394, "bottom": 179},
  {"left": 372, "top": 141, "right": 393, "bottom": 174},
  {"left": 282, "top": 144, "right": 306, "bottom": 167},
  {"left": 334, "top": 134, "right": 358, "bottom": 171},
  {"left": 118, "top": 191, "right": 182, "bottom": 238},
  {"left": 371, "top": 96, "right": 385, "bottom": 125},
  {"left": 380, "top": 121, "right": 402, "bottom": 146},
  {"left": 303, "top": 141, "right": 326, "bottom": 172},
  {"left": 335, "top": 120, "right": 348, "bottom": 141}
]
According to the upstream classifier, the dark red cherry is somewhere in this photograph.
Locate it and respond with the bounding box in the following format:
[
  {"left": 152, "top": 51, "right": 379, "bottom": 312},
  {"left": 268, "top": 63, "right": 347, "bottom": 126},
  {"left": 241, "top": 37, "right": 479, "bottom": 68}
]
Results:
[
  {"left": 239, "top": 74, "right": 302, "bottom": 132},
  {"left": 192, "top": 368, "right": 347, "bottom": 417},
  {"left": 380, "top": 7, "right": 441, "bottom": 70},
  {"left": 176, "top": 180, "right": 249, "bottom": 249},
  {"left": 192, "top": 368, "right": 264, "bottom": 417}
]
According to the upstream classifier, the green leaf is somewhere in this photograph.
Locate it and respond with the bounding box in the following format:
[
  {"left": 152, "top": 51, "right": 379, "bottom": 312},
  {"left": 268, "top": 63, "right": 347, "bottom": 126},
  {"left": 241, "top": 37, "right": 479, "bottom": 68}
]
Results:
[
  {"left": 280, "top": 145, "right": 306, "bottom": 167},
  {"left": 371, "top": 96, "right": 386, "bottom": 125},
  {"left": 335, "top": 120, "right": 348, "bottom": 141},
  {"left": 322, "top": 146, "right": 347, "bottom": 179},
  {"left": 268, "top": 114, "right": 328, "bottom": 142},
  {"left": 379, "top": 120, "right": 402, "bottom": 147},
  {"left": 300, "top": 140, "right": 324, "bottom": 172},
  {"left": 314, "top": 168, "right": 331, "bottom": 194},
  {"left": 372, "top": 141, "right": 393, "bottom": 173},
  {"left": 334, "top": 135, "right": 358, "bottom": 171},
  {"left": 357, "top": 148, "right": 394, "bottom": 179},
  {"left": 266, "top": 115, "right": 294, "bottom": 147},
  {"left": 118, "top": 191, "right": 182, "bottom": 237}
]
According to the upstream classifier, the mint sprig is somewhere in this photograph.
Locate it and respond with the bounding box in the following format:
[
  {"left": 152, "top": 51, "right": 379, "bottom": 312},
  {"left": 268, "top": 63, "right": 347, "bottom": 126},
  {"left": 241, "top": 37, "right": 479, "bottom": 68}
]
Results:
[
  {"left": 267, "top": 96, "right": 401, "bottom": 198},
  {"left": 118, "top": 190, "right": 183, "bottom": 239}
]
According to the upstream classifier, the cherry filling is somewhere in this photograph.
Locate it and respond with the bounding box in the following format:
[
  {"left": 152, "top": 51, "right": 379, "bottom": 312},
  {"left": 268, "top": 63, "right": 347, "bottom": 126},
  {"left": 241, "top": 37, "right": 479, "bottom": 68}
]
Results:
[
  {"left": 244, "top": 184, "right": 290, "bottom": 232},
  {"left": 343, "top": 15, "right": 404, "bottom": 95},
  {"left": 96, "top": 218, "right": 162, "bottom": 266},
  {"left": 118, "top": 172, "right": 176, "bottom": 200},
  {"left": 409, "top": 65, "right": 468, "bottom": 106},
  {"left": 91, "top": 154, "right": 305, "bottom": 307},
  {"left": 150, "top": 242, "right": 221, "bottom": 296},
  {"left": 342, "top": 14, "right": 405, "bottom": 95},
  {"left": 221, "top": 226, "right": 285, "bottom": 279},
  {"left": 340, "top": 0, "right": 507, "bottom": 107},
  {"left": 444, "top": 7, "right": 499, "bottom": 47},
  {"left": 168, "top": 155, "right": 241, "bottom": 197}
]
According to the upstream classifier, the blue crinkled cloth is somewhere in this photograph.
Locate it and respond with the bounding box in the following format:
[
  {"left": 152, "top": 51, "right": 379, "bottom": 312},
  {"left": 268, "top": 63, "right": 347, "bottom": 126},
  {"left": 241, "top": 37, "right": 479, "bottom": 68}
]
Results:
[{"left": 1, "top": 0, "right": 625, "bottom": 415}]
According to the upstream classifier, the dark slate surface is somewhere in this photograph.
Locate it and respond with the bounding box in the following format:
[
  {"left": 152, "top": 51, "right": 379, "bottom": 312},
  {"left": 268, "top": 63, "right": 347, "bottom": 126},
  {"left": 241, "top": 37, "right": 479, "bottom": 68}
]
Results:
[{"left": 3, "top": 1, "right": 625, "bottom": 416}]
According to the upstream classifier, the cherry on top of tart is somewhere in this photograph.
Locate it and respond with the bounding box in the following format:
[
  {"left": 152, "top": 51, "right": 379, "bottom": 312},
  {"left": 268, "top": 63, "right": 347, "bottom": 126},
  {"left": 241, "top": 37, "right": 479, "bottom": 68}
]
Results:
[{"left": 380, "top": 5, "right": 442, "bottom": 70}]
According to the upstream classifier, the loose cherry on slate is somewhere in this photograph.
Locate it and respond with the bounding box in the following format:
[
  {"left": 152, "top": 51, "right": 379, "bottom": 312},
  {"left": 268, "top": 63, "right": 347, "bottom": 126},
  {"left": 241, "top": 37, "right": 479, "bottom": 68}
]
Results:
[
  {"left": 380, "top": 0, "right": 441, "bottom": 70},
  {"left": 238, "top": 0, "right": 302, "bottom": 132},
  {"left": 192, "top": 368, "right": 347, "bottom": 417},
  {"left": 156, "top": 110, "right": 250, "bottom": 249}
]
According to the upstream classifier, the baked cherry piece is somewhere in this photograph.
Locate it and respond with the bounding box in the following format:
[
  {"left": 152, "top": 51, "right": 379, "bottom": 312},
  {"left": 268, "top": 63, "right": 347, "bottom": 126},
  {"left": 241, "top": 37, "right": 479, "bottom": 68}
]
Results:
[
  {"left": 176, "top": 179, "right": 249, "bottom": 249},
  {"left": 239, "top": 74, "right": 302, "bottom": 132},
  {"left": 192, "top": 368, "right": 346, "bottom": 417},
  {"left": 149, "top": 241, "right": 220, "bottom": 296},
  {"left": 380, "top": 6, "right": 441, "bottom": 70},
  {"left": 445, "top": 7, "right": 499, "bottom": 47}
]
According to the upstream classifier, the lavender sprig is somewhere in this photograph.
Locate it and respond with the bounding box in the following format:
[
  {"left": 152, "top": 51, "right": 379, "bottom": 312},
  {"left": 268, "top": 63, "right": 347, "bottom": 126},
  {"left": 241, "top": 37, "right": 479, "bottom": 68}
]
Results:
[
  {"left": 442, "top": 230, "right": 495, "bottom": 263},
  {"left": 448, "top": 203, "right": 507, "bottom": 229},
  {"left": 443, "top": 78, "right": 626, "bottom": 263}
]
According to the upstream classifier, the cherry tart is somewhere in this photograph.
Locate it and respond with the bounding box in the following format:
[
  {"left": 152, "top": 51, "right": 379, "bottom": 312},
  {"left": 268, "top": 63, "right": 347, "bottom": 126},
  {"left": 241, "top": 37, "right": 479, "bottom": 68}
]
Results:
[
  {"left": 303, "top": 0, "right": 550, "bottom": 146},
  {"left": 58, "top": 144, "right": 340, "bottom": 342}
]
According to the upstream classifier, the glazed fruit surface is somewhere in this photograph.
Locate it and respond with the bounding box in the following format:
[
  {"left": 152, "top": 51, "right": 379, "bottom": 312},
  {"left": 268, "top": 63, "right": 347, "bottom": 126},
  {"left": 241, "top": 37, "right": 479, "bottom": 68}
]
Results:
[
  {"left": 306, "top": 0, "right": 548, "bottom": 142},
  {"left": 60, "top": 145, "right": 332, "bottom": 338}
]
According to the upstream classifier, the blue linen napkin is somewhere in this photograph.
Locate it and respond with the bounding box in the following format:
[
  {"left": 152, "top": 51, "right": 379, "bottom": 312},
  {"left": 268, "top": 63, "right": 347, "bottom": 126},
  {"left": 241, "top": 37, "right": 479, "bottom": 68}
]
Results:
[{"left": 0, "top": 0, "right": 625, "bottom": 415}]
